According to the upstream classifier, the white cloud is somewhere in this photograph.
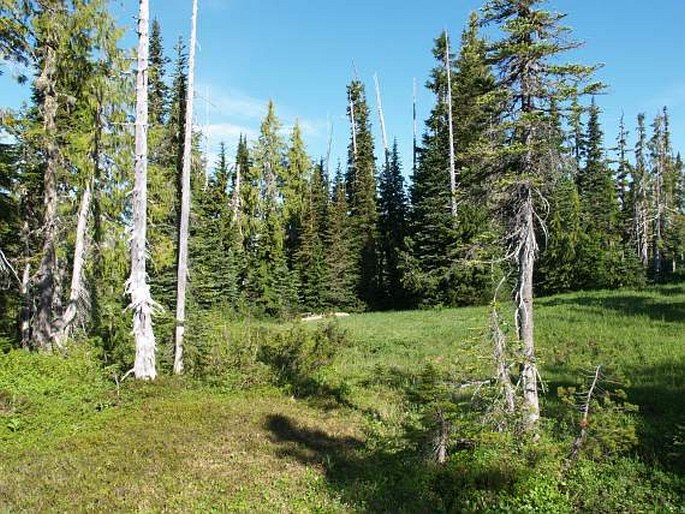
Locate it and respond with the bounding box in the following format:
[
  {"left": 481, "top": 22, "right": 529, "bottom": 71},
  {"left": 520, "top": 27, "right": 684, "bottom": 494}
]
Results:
[{"left": 197, "top": 84, "right": 268, "bottom": 122}]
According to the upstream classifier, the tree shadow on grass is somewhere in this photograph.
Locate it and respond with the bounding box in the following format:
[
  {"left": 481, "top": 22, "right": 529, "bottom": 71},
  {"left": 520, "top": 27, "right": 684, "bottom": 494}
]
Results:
[
  {"left": 540, "top": 293, "right": 685, "bottom": 323},
  {"left": 265, "top": 413, "right": 521, "bottom": 513},
  {"left": 623, "top": 360, "right": 685, "bottom": 474}
]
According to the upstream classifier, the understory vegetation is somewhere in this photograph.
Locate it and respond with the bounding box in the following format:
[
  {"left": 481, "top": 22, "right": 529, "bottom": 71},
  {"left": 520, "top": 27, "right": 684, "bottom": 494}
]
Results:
[{"left": 2, "top": 284, "right": 683, "bottom": 512}]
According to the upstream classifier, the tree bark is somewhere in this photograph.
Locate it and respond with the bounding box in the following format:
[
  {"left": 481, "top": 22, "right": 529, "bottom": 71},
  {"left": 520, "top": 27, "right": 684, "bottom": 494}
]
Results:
[
  {"left": 445, "top": 31, "right": 457, "bottom": 218},
  {"left": 52, "top": 179, "right": 92, "bottom": 347},
  {"left": 174, "top": 0, "right": 198, "bottom": 375},
  {"left": 33, "top": 18, "right": 61, "bottom": 352},
  {"left": 373, "top": 73, "right": 389, "bottom": 165},
  {"left": 517, "top": 186, "right": 540, "bottom": 427},
  {"left": 128, "top": 0, "right": 156, "bottom": 380}
]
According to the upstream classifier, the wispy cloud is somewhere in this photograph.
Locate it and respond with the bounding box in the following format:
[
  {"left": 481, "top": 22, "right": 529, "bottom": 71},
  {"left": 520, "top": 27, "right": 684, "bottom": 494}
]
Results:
[
  {"left": 196, "top": 84, "right": 268, "bottom": 122},
  {"left": 195, "top": 83, "right": 330, "bottom": 167}
]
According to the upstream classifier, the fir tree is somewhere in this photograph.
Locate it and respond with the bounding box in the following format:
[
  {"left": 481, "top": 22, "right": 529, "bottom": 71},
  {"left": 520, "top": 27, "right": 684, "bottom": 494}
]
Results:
[
  {"left": 346, "top": 79, "right": 379, "bottom": 309},
  {"left": 295, "top": 161, "right": 330, "bottom": 312},
  {"left": 325, "top": 165, "right": 357, "bottom": 310},
  {"left": 483, "top": 0, "right": 602, "bottom": 426},
  {"left": 575, "top": 98, "right": 623, "bottom": 289},
  {"left": 148, "top": 18, "right": 169, "bottom": 126},
  {"left": 378, "top": 140, "right": 408, "bottom": 309}
]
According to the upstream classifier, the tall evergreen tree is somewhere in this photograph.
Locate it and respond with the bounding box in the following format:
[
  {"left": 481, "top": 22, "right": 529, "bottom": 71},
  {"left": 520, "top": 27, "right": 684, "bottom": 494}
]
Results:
[
  {"left": 575, "top": 98, "right": 623, "bottom": 288},
  {"left": 483, "top": 0, "right": 601, "bottom": 426},
  {"left": 148, "top": 18, "right": 169, "bottom": 126},
  {"left": 406, "top": 18, "right": 498, "bottom": 307},
  {"left": 378, "top": 140, "right": 408, "bottom": 309},
  {"left": 246, "top": 101, "right": 295, "bottom": 316},
  {"left": 325, "top": 165, "right": 357, "bottom": 310},
  {"left": 295, "top": 161, "right": 330, "bottom": 311},
  {"left": 346, "top": 79, "right": 379, "bottom": 308}
]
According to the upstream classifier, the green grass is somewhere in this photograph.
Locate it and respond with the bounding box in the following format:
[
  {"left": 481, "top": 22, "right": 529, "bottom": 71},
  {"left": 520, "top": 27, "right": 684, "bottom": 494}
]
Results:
[{"left": 1, "top": 285, "right": 684, "bottom": 512}]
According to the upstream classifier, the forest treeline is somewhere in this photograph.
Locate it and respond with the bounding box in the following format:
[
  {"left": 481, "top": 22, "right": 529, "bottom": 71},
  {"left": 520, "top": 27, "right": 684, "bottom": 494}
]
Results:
[{"left": 0, "top": 1, "right": 682, "bottom": 366}]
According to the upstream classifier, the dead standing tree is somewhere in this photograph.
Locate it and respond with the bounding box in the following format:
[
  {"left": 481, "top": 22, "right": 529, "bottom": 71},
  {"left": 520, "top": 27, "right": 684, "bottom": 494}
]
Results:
[
  {"left": 127, "top": 0, "right": 157, "bottom": 380},
  {"left": 174, "top": 0, "right": 199, "bottom": 375}
]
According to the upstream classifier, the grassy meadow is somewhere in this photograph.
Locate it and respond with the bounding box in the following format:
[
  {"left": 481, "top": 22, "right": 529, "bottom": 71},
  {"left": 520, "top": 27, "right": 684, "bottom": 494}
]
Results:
[{"left": 1, "top": 285, "right": 684, "bottom": 512}]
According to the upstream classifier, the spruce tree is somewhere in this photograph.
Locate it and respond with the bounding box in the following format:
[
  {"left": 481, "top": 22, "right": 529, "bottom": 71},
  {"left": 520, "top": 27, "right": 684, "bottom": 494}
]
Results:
[
  {"left": 346, "top": 79, "right": 380, "bottom": 309},
  {"left": 283, "top": 121, "right": 311, "bottom": 270},
  {"left": 247, "top": 101, "right": 295, "bottom": 316},
  {"left": 575, "top": 98, "right": 623, "bottom": 288},
  {"left": 406, "top": 18, "right": 498, "bottom": 307},
  {"left": 378, "top": 140, "right": 408, "bottom": 309},
  {"left": 325, "top": 165, "right": 357, "bottom": 310},
  {"left": 295, "top": 161, "right": 330, "bottom": 312},
  {"left": 148, "top": 19, "right": 169, "bottom": 126}
]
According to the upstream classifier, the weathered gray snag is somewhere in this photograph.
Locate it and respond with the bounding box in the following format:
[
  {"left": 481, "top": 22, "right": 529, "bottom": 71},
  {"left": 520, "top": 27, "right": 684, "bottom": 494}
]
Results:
[
  {"left": 349, "top": 93, "right": 358, "bottom": 159},
  {"left": 174, "top": 0, "right": 199, "bottom": 375},
  {"left": 373, "top": 73, "right": 389, "bottom": 164},
  {"left": 128, "top": 0, "right": 157, "bottom": 380},
  {"left": 444, "top": 31, "right": 457, "bottom": 218},
  {"left": 232, "top": 163, "right": 241, "bottom": 225},
  {"left": 412, "top": 78, "right": 417, "bottom": 175},
  {"left": 517, "top": 184, "right": 540, "bottom": 426},
  {"left": 52, "top": 179, "right": 92, "bottom": 348}
]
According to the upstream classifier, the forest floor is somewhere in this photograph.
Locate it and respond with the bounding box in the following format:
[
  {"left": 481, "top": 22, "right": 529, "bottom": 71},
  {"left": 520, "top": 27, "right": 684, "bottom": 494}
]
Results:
[{"left": 1, "top": 285, "right": 684, "bottom": 512}]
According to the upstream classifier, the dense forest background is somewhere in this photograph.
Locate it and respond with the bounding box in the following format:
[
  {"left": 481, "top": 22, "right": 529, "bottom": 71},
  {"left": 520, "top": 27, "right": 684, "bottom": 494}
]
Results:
[{"left": 0, "top": 0, "right": 682, "bottom": 370}]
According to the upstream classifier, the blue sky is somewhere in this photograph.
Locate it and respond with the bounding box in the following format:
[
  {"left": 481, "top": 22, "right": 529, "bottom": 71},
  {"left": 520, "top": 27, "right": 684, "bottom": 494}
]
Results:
[{"left": 2, "top": 0, "right": 684, "bottom": 175}]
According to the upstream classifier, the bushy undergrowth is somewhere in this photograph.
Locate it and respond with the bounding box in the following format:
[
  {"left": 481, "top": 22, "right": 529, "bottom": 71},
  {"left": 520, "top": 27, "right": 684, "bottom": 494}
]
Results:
[
  {"left": 1, "top": 286, "right": 684, "bottom": 512},
  {"left": 0, "top": 345, "right": 115, "bottom": 444}
]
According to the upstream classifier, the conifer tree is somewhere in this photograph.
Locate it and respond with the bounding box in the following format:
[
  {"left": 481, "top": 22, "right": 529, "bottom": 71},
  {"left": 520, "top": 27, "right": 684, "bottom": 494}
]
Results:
[
  {"left": 325, "top": 166, "right": 357, "bottom": 310},
  {"left": 190, "top": 143, "right": 238, "bottom": 308},
  {"left": 247, "top": 101, "right": 295, "bottom": 316},
  {"left": 575, "top": 98, "right": 623, "bottom": 288},
  {"left": 404, "top": 33, "right": 458, "bottom": 306},
  {"left": 148, "top": 37, "right": 186, "bottom": 310},
  {"left": 483, "top": 0, "right": 601, "bottom": 426},
  {"left": 283, "top": 121, "right": 311, "bottom": 269},
  {"left": 378, "top": 140, "right": 408, "bottom": 309},
  {"left": 406, "top": 18, "right": 498, "bottom": 307},
  {"left": 295, "top": 161, "right": 330, "bottom": 311},
  {"left": 631, "top": 113, "right": 651, "bottom": 268},
  {"left": 346, "top": 79, "right": 379, "bottom": 308},
  {"left": 148, "top": 19, "right": 169, "bottom": 126}
]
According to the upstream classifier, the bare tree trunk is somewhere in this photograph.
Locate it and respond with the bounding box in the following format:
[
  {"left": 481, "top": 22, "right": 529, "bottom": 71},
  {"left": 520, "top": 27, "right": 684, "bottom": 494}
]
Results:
[
  {"left": 20, "top": 261, "right": 31, "bottom": 348},
  {"left": 128, "top": 0, "right": 156, "bottom": 380},
  {"left": 445, "top": 31, "right": 457, "bottom": 218},
  {"left": 33, "top": 24, "right": 60, "bottom": 352},
  {"left": 491, "top": 304, "right": 515, "bottom": 414},
  {"left": 349, "top": 94, "right": 358, "bottom": 160},
  {"left": 635, "top": 180, "right": 649, "bottom": 268},
  {"left": 373, "top": 73, "right": 389, "bottom": 165},
  {"left": 412, "top": 78, "right": 417, "bottom": 175},
  {"left": 232, "top": 164, "right": 241, "bottom": 224},
  {"left": 517, "top": 187, "right": 540, "bottom": 427},
  {"left": 52, "top": 179, "right": 92, "bottom": 347},
  {"left": 174, "top": 0, "right": 198, "bottom": 375},
  {"left": 20, "top": 219, "right": 31, "bottom": 348},
  {"left": 0, "top": 248, "right": 19, "bottom": 284}
]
